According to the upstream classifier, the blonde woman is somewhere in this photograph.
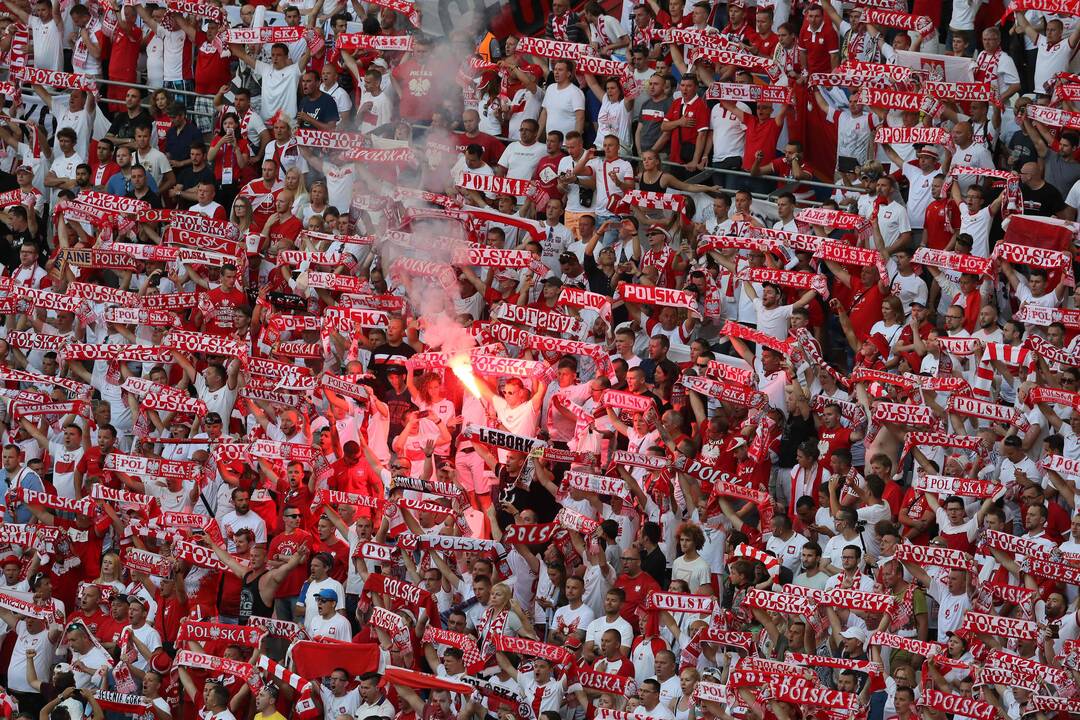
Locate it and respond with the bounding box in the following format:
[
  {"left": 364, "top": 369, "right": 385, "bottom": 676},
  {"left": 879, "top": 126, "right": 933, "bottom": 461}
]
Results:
[
  {"left": 477, "top": 581, "right": 537, "bottom": 651},
  {"left": 285, "top": 167, "right": 309, "bottom": 216},
  {"left": 675, "top": 668, "right": 700, "bottom": 720},
  {"left": 94, "top": 551, "right": 125, "bottom": 592}
]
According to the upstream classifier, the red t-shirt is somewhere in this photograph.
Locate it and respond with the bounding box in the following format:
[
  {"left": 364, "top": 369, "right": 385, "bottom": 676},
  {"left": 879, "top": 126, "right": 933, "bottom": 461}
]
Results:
[
  {"left": 69, "top": 608, "right": 111, "bottom": 643},
  {"left": 239, "top": 180, "right": 280, "bottom": 232},
  {"left": 502, "top": 59, "right": 544, "bottom": 99},
  {"left": 613, "top": 571, "right": 661, "bottom": 623},
  {"left": 848, "top": 277, "right": 885, "bottom": 341},
  {"left": 742, "top": 114, "right": 783, "bottom": 171},
  {"left": 817, "top": 426, "right": 853, "bottom": 468},
  {"left": 106, "top": 23, "right": 143, "bottom": 99},
  {"left": 532, "top": 152, "right": 566, "bottom": 201},
  {"left": 923, "top": 198, "right": 960, "bottom": 250},
  {"left": 664, "top": 95, "right": 708, "bottom": 164},
  {"left": 90, "top": 160, "right": 121, "bottom": 188},
  {"left": 194, "top": 32, "right": 232, "bottom": 95},
  {"left": 393, "top": 58, "right": 438, "bottom": 122},
  {"left": 454, "top": 132, "right": 504, "bottom": 166},
  {"left": 200, "top": 285, "right": 248, "bottom": 336},
  {"left": 753, "top": 32, "right": 779, "bottom": 57},
  {"left": 268, "top": 528, "right": 314, "bottom": 598},
  {"left": 313, "top": 535, "right": 351, "bottom": 584},
  {"left": 268, "top": 215, "right": 304, "bottom": 249},
  {"left": 798, "top": 23, "right": 840, "bottom": 74}
]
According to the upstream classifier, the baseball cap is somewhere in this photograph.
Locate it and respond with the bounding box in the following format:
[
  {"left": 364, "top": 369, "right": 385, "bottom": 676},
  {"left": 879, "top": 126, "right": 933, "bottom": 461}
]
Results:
[
  {"left": 840, "top": 626, "right": 868, "bottom": 645},
  {"left": 917, "top": 145, "right": 940, "bottom": 160},
  {"left": 315, "top": 588, "right": 339, "bottom": 602},
  {"left": 386, "top": 364, "right": 407, "bottom": 375},
  {"left": 16, "top": 165, "right": 32, "bottom": 174}
]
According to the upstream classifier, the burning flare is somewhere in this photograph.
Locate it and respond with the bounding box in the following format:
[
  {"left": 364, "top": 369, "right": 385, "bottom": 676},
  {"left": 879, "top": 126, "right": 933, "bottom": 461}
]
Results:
[{"left": 450, "top": 355, "right": 483, "bottom": 399}]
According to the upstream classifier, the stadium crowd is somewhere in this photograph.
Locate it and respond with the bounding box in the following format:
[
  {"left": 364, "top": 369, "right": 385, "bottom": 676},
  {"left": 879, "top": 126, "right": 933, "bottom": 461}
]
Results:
[{"left": 1, "top": 0, "right": 1080, "bottom": 717}]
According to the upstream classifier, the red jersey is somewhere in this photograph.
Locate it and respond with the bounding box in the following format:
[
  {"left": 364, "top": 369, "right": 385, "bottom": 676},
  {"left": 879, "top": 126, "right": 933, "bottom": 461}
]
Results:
[
  {"left": 194, "top": 32, "right": 232, "bottom": 95},
  {"left": 91, "top": 160, "right": 120, "bottom": 189},
  {"left": 923, "top": 198, "right": 960, "bottom": 250},
  {"left": 454, "top": 131, "right": 504, "bottom": 166},
  {"left": 106, "top": 22, "right": 142, "bottom": 101},
  {"left": 313, "top": 536, "right": 350, "bottom": 584},
  {"left": 848, "top": 277, "right": 885, "bottom": 341},
  {"left": 742, "top": 113, "right": 783, "bottom": 171},
  {"left": 200, "top": 285, "right": 248, "bottom": 336},
  {"left": 238, "top": 179, "right": 281, "bottom": 232},
  {"left": 532, "top": 152, "right": 566, "bottom": 202},
  {"left": 267, "top": 215, "right": 304, "bottom": 249},
  {"left": 753, "top": 32, "right": 780, "bottom": 57},
  {"left": 613, "top": 571, "right": 661, "bottom": 623},
  {"left": 268, "top": 528, "right": 314, "bottom": 598},
  {"left": 798, "top": 22, "right": 840, "bottom": 74},
  {"left": 816, "top": 425, "right": 853, "bottom": 468},
  {"left": 664, "top": 94, "right": 708, "bottom": 164},
  {"left": 502, "top": 59, "right": 544, "bottom": 99},
  {"left": 393, "top": 58, "right": 438, "bottom": 122}
]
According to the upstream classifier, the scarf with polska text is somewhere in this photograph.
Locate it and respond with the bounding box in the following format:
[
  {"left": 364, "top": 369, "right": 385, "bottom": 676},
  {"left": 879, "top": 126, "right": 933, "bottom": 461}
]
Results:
[
  {"left": 557, "top": 285, "right": 612, "bottom": 323},
  {"left": 995, "top": 242, "right": 1075, "bottom": 286},
  {"left": 870, "top": 402, "right": 941, "bottom": 428},
  {"left": 316, "top": 487, "right": 384, "bottom": 511},
  {"left": 704, "top": 82, "right": 792, "bottom": 104},
  {"left": 365, "top": 573, "right": 441, "bottom": 625},
  {"left": 369, "top": 606, "right": 411, "bottom": 651},
  {"left": 685, "top": 47, "right": 781, "bottom": 81},
  {"left": 862, "top": 9, "right": 934, "bottom": 36},
  {"left": 797, "top": 207, "right": 873, "bottom": 240},
  {"left": 1015, "top": 302, "right": 1080, "bottom": 328},
  {"left": 555, "top": 507, "right": 599, "bottom": 535},
  {"left": 1025, "top": 332, "right": 1080, "bottom": 369},
  {"left": 176, "top": 620, "right": 265, "bottom": 647},
  {"left": 175, "top": 650, "right": 262, "bottom": 691},
  {"left": 617, "top": 282, "right": 701, "bottom": 317},
  {"left": 813, "top": 239, "right": 888, "bottom": 279},
  {"left": 947, "top": 394, "right": 1030, "bottom": 431},
  {"left": 8, "top": 488, "right": 91, "bottom": 515},
  {"left": 912, "top": 474, "right": 998, "bottom": 498},
  {"left": 855, "top": 86, "right": 942, "bottom": 118},
  {"left": 722, "top": 319, "right": 795, "bottom": 356},
  {"left": 680, "top": 374, "right": 768, "bottom": 411},
  {"left": 421, "top": 627, "right": 485, "bottom": 672},
  {"left": 911, "top": 246, "right": 992, "bottom": 276},
  {"left": 739, "top": 266, "right": 828, "bottom": 299},
  {"left": 1027, "top": 103, "right": 1080, "bottom": 130}
]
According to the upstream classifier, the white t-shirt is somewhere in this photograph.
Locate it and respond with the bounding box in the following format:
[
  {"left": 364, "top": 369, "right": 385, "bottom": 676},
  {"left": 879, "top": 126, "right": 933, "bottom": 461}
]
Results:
[
  {"left": 710, "top": 102, "right": 749, "bottom": 162},
  {"left": 307, "top": 611, "right": 353, "bottom": 638},
  {"left": 220, "top": 509, "right": 267, "bottom": 551},
  {"left": 766, "top": 532, "right": 809, "bottom": 572},
  {"left": 195, "top": 375, "right": 238, "bottom": 426},
  {"left": 949, "top": 0, "right": 983, "bottom": 29},
  {"left": 900, "top": 163, "right": 937, "bottom": 229},
  {"left": 586, "top": 156, "right": 633, "bottom": 212},
  {"left": 29, "top": 15, "right": 62, "bottom": 71},
  {"left": 490, "top": 395, "right": 540, "bottom": 437},
  {"left": 48, "top": 151, "right": 83, "bottom": 205},
  {"left": 958, "top": 203, "right": 993, "bottom": 258},
  {"left": 558, "top": 154, "right": 587, "bottom": 212},
  {"left": 596, "top": 95, "right": 632, "bottom": 150},
  {"left": 832, "top": 108, "right": 874, "bottom": 163},
  {"left": 1036, "top": 35, "right": 1075, "bottom": 92},
  {"left": 498, "top": 140, "right": 547, "bottom": 181},
  {"left": 951, "top": 143, "right": 995, "bottom": 192},
  {"left": 752, "top": 300, "right": 794, "bottom": 341},
  {"left": 541, "top": 82, "right": 586, "bottom": 137},
  {"left": 927, "top": 578, "right": 973, "bottom": 641},
  {"left": 256, "top": 61, "right": 302, "bottom": 122},
  {"left": 875, "top": 200, "right": 911, "bottom": 248}
]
